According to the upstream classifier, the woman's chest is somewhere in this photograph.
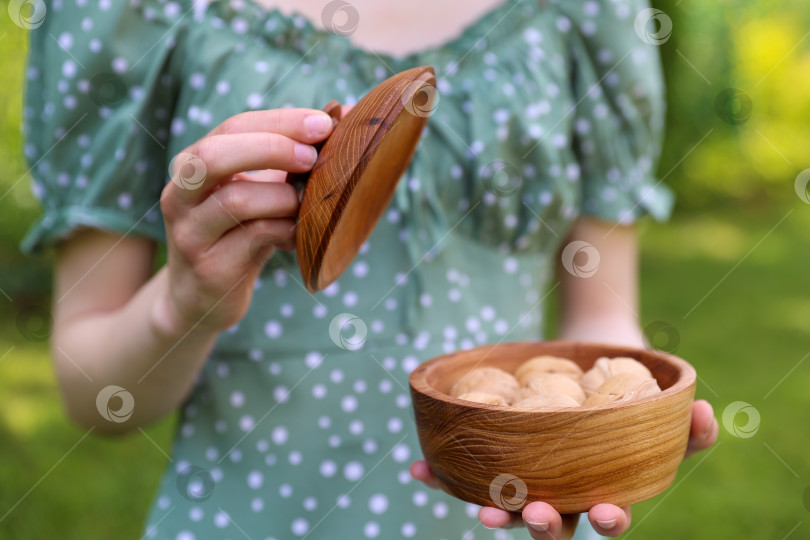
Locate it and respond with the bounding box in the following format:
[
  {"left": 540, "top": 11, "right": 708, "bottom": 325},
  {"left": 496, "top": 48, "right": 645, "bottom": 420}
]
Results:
[{"left": 241, "top": 0, "right": 512, "bottom": 57}]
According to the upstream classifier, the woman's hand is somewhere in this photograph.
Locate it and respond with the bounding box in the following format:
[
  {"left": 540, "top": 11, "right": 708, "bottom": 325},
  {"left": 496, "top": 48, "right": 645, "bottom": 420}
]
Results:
[{"left": 154, "top": 107, "right": 337, "bottom": 335}]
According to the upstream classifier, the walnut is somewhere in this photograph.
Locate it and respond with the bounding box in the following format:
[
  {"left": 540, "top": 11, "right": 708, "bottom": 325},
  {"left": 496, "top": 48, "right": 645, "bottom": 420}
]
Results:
[
  {"left": 519, "top": 374, "right": 586, "bottom": 405},
  {"left": 450, "top": 367, "right": 520, "bottom": 402},
  {"left": 456, "top": 392, "right": 509, "bottom": 406},
  {"left": 512, "top": 393, "right": 581, "bottom": 409},
  {"left": 512, "top": 386, "right": 538, "bottom": 403},
  {"left": 583, "top": 373, "right": 662, "bottom": 407},
  {"left": 513, "top": 356, "right": 583, "bottom": 386},
  {"left": 580, "top": 357, "right": 653, "bottom": 396}
]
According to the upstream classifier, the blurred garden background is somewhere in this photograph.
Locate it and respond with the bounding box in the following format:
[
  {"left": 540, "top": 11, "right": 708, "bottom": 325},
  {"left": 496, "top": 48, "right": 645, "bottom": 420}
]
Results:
[{"left": 1, "top": 1, "right": 809, "bottom": 538}]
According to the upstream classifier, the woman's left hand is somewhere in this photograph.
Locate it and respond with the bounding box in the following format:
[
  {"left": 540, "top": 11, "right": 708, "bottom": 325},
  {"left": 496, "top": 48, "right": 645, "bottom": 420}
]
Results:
[{"left": 410, "top": 399, "right": 718, "bottom": 539}]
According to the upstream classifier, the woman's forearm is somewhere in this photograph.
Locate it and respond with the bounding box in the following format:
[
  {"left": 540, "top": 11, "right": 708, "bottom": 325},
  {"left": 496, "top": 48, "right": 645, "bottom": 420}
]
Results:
[
  {"left": 556, "top": 217, "right": 645, "bottom": 348},
  {"left": 53, "top": 266, "right": 218, "bottom": 434}
]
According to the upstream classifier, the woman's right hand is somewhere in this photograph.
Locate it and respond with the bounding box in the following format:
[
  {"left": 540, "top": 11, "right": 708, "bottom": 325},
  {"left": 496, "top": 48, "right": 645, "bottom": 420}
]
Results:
[{"left": 153, "top": 108, "right": 337, "bottom": 336}]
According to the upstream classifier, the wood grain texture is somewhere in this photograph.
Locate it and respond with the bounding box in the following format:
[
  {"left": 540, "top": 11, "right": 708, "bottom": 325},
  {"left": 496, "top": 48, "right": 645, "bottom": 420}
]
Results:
[
  {"left": 408, "top": 341, "right": 696, "bottom": 514},
  {"left": 296, "top": 66, "right": 435, "bottom": 292}
]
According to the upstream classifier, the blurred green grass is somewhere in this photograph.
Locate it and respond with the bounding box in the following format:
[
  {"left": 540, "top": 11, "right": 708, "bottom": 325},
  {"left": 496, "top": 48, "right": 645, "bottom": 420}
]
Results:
[
  {"left": 630, "top": 204, "right": 810, "bottom": 538},
  {"left": 0, "top": 340, "right": 176, "bottom": 539},
  {"left": 2, "top": 1, "right": 810, "bottom": 539}
]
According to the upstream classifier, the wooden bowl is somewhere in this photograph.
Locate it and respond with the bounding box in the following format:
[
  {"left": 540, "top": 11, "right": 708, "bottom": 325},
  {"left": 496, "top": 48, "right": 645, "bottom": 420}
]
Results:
[{"left": 408, "top": 341, "right": 696, "bottom": 514}]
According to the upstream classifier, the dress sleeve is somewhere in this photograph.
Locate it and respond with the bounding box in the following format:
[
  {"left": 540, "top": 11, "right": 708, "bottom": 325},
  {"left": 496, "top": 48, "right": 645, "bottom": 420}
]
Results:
[
  {"left": 20, "top": 1, "right": 185, "bottom": 254},
  {"left": 561, "top": 0, "right": 673, "bottom": 224}
]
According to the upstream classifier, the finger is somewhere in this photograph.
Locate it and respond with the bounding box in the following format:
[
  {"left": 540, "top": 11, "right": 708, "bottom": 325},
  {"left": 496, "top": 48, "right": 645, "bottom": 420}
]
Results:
[
  {"left": 339, "top": 104, "right": 354, "bottom": 119},
  {"left": 686, "top": 400, "right": 718, "bottom": 458},
  {"left": 409, "top": 461, "right": 441, "bottom": 490},
  {"left": 522, "top": 501, "right": 564, "bottom": 539},
  {"left": 208, "top": 217, "right": 297, "bottom": 269},
  {"left": 168, "top": 133, "right": 317, "bottom": 205},
  {"left": 588, "top": 504, "right": 631, "bottom": 537},
  {"left": 232, "top": 169, "right": 288, "bottom": 183},
  {"left": 478, "top": 507, "right": 523, "bottom": 529},
  {"left": 189, "top": 181, "right": 299, "bottom": 245},
  {"left": 206, "top": 108, "right": 336, "bottom": 144}
]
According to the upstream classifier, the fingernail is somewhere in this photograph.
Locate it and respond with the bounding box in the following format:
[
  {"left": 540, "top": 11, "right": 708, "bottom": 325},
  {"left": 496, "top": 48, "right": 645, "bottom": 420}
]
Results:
[
  {"left": 294, "top": 143, "right": 317, "bottom": 167},
  {"left": 525, "top": 521, "right": 549, "bottom": 532},
  {"left": 596, "top": 519, "right": 618, "bottom": 529},
  {"left": 304, "top": 113, "right": 332, "bottom": 136}
]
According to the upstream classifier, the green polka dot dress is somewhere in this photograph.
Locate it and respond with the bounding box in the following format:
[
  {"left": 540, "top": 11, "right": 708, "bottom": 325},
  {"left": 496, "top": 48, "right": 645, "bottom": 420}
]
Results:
[{"left": 22, "top": 1, "right": 673, "bottom": 538}]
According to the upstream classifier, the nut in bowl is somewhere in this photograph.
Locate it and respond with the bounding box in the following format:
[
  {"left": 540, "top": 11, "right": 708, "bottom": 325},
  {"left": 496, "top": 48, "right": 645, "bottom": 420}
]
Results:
[{"left": 408, "top": 341, "right": 696, "bottom": 514}]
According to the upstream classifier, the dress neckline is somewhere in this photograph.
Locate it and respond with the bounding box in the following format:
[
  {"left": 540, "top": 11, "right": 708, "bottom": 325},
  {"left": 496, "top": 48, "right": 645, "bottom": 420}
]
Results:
[{"left": 205, "top": 0, "right": 541, "bottom": 69}]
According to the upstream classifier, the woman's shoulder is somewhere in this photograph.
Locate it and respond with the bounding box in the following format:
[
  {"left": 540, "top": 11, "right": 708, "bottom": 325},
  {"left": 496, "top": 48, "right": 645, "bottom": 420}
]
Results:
[{"left": 20, "top": 1, "right": 195, "bottom": 254}]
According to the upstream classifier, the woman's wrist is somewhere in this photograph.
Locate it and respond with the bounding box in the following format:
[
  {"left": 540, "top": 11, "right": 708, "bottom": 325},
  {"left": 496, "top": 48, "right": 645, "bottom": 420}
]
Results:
[
  {"left": 558, "top": 316, "right": 645, "bottom": 348},
  {"left": 148, "top": 268, "right": 207, "bottom": 341}
]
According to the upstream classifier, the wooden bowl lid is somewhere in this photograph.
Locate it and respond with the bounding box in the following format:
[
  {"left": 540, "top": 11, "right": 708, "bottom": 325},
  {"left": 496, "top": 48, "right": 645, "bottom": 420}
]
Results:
[{"left": 295, "top": 66, "right": 436, "bottom": 292}]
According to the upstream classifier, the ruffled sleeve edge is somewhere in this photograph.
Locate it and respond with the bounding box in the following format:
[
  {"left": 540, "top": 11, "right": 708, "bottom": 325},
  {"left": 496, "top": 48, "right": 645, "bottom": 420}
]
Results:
[
  {"left": 579, "top": 175, "right": 674, "bottom": 226},
  {"left": 21, "top": 205, "right": 166, "bottom": 256}
]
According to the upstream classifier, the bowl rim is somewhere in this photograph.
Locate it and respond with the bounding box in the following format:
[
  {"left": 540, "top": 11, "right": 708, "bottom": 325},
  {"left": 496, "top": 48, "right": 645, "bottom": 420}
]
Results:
[{"left": 409, "top": 340, "right": 697, "bottom": 412}]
